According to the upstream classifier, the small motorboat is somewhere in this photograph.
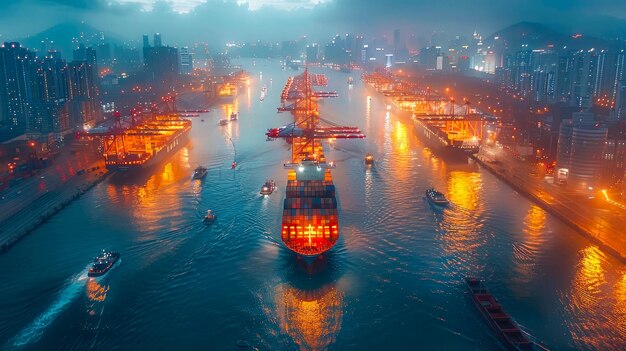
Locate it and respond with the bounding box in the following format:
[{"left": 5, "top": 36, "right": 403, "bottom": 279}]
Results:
[
  {"left": 425, "top": 188, "right": 449, "bottom": 206},
  {"left": 88, "top": 250, "right": 120, "bottom": 277},
  {"left": 193, "top": 166, "right": 207, "bottom": 179},
  {"left": 260, "top": 179, "right": 276, "bottom": 195},
  {"left": 231, "top": 161, "right": 237, "bottom": 169},
  {"left": 365, "top": 153, "right": 374, "bottom": 165},
  {"left": 200, "top": 119, "right": 204, "bottom": 122},
  {"left": 219, "top": 119, "right": 229, "bottom": 126},
  {"left": 230, "top": 112, "right": 238, "bottom": 121},
  {"left": 203, "top": 210, "right": 216, "bottom": 224}
]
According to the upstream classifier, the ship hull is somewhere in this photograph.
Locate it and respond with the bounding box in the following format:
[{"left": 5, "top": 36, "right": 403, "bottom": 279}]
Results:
[
  {"left": 412, "top": 119, "right": 479, "bottom": 160},
  {"left": 105, "top": 128, "right": 190, "bottom": 172}
]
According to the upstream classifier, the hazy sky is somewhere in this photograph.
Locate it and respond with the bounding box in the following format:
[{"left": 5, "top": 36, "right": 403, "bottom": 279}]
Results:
[{"left": 0, "top": 0, "right": 624, "bottom": 46}]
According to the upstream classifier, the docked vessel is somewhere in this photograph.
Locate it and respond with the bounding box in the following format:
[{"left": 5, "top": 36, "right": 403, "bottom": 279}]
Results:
[
  {"left": 425, "top": 188, "right": 449, "bottom": 206},
  {"left": 88, "top": 250, "right": 120, "bottom": 277},
  {"left": 104, "top": 114, "right": 191, "bottom": 172},
  {"left": 230, "top": 112, "right": 238, "bottom": 121},
  {"left": 260, "top": 179, "right": 276, "bottom": 195},
  {"left": 412, "top": 117, "right": 480, "bottom": 159},
  {"left": 465, "top": 278, "right": 549, "bottom": 351},
  {"left": 364, "top": 153, "right": 374, "bottom": 165},
  {"left": 203, "top": 210, "right": 216, "bottom": 224},
  {"left": 193, "top": 166, "right": 207, "bottom": 179},
  {"left": 217, "top": 83, "right": 237, "bottom": 101}
]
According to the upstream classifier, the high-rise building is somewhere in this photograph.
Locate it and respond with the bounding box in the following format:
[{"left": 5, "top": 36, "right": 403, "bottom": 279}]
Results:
[
  {"left": 179, "top": 46, "right": 193, "bottom": 75},
  {"left": 306, "top": 44, "right": 319, "bottom": 63},
  {"left": 556, "top": 119, "right": 575, "bottom": 172},
  {"left": 556, "top": 116, "right": 608, "bottom": 191},
  {"left": 154, "top": 33, "right": 162, "bottom": 48},
  {"left": 144, "top": 45, "right": 179, "bottom": 86},
  {"left": 29, "top": 54, "right": 71, "bottom": 135},
  {"left": 602, "top": 136, "right": 626, "bottom": 186},
  {"left": 73, "top": 44, "right": 98, "bottom": 78},
  {"left": 569, "top": 122, "right": 608, "bottom": 190},
  {"left": 0, "top": 42, "right": 34, "bottom": 130},
  {"left": 68, "top": 60, "right": 100, "bottom": 129}
]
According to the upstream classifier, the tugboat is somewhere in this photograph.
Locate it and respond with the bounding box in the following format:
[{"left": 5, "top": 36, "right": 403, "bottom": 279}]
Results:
[
  {"left": 425, "top": 188, "right": 450, "bottom": 206},
  {"left": 260, "top": 179, "right": 276, "bottom": 195},
  {"left": 219, "top": 119, "right": 229, "bottom": 126},
  {"left": 88, "top": 250, "right": 120, "bottom": 277},
  {"left": 465, "top": 278, "right": 550, "bottom": 351},
  {"left": 203, "top": 210, "right": 216, "bottom": 224},
  {"left": 193, "top": 166, "right": 208, "bottom": 179},
  {"left": 365, "top": 153, "right": 374, "bottom": 165},
  {"left": 230, "top": 112, "right": 238, "bottom": 121},
  {"left": 231, "top": 161, "right": 237, "bottom": 169}
]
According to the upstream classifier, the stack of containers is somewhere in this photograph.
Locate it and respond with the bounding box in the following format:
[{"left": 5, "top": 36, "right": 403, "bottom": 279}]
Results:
[{"left": 281, "top": 177, "right": 339, "bottom": 256}]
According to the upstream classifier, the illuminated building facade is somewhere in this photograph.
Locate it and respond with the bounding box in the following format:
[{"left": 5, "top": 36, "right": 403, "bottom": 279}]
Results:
[{"left": 557, "top": 116, "right": 608, "bottom": 190}]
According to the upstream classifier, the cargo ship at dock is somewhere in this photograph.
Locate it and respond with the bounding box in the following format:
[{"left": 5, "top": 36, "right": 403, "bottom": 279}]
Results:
[
  {"left": 412, "top": 116, "right": 480, "bottom": 159},
  {"left": 103, "top": 114, "right": 191, "bottom": 172}
]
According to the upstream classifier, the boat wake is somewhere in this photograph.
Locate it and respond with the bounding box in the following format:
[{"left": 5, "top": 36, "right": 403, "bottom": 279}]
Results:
[{"left": 4, "top": 265, "right": 91, "bottom": 350}]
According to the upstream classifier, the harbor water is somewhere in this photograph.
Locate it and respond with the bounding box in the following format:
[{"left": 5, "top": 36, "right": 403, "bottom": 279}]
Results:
[{"left": 0, "top": 59, "right": 624, "bottom": 350}]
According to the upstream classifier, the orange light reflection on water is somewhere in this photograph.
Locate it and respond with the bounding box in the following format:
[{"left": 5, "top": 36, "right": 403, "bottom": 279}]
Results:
[
  {"left": 104, "top": 148, "right": 188, "bottom": 233},
  {"left": 438, "top": 170, "right": 485, "bottom": 270},
  {"left": 85, "top": 279, "right": 108, "bottom": 302},
  {"left": 274, "top": 283, "right": 343, "bottom": 351},
  {"left": 512, "top": 205, "right": 548, "bottom": 287},
  {"left": 447, "top": 170, "right": 481, "bottom": 211}
]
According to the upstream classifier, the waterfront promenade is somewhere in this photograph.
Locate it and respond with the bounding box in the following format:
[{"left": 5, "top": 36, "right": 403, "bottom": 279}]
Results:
[{"left": 474, "top": 145, "right": 626, "bottom": 262}]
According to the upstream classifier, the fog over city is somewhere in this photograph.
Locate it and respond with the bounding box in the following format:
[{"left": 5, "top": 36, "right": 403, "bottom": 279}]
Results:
[{"left": 1, "top": 0, "right": 625, "bottom": 47}]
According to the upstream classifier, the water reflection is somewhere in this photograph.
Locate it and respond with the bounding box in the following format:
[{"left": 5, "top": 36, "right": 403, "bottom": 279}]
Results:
[
  {"left": 446, "top": 170, "right": 481, "bottom": 211},
  {"left": 437, "top": 170, "right": 486, "bottom": 272},
  {"left": 274, "top": 283, "right": 343, "bottom": 351},
  {"left": 104, "top": 149, "right": 189, "bottom": 235},
  {"left": 392, "top": 121, "right": 409, "bottom": 155},
  {"left": 562, "top": 246, "right": 626, "bottom": 349},
  {"left": 85, "top": 279, "right": 108, "bottom": 303},
  {"left": 512, "top": 205, "right": 548, "bottom": 287},
  {"left": 270, "top": 258, "right": 344, "bottom": 351}
]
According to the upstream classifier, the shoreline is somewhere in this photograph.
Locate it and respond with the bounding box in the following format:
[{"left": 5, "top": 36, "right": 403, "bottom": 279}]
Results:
[
  {"left": 472, "top": 155, "right": 626, "bottom": 264},
  {"left": 0, "top": 168, "right": 109, "bottom": 255}
]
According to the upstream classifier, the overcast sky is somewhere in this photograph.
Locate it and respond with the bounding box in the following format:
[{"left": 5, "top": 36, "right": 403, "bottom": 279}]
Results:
[{"left": 0, "top": 0, "right": 624, "bottom": 46}]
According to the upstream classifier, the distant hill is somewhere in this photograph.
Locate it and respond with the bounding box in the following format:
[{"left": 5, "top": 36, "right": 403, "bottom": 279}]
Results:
[
  {"left": 19, "top": 21, "right": 128, "bottom": 59},
  {"left": 484, "top": 21, "right": 613, "bottom": 52}
]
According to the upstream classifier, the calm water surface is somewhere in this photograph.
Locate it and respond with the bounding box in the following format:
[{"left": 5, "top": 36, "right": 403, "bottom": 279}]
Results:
[{"left": 0, "top": 59, "right": 625, "bottom": 351}]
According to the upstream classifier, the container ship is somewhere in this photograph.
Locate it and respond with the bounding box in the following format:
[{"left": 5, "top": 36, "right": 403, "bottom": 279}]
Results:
[
  {"left": 282, "top": 154, "right": 339, "bottom": 257},
  {"left": 412, "top": 116, "right": 480, "bottom": 158},
  {"left": 104, "top": 114, "right": 191, "bottom": 172},
  {"left": 270, "top": 69, "right": 364, "bottom": 258}
]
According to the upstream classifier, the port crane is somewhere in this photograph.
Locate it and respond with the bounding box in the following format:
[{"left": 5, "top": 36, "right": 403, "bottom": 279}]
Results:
[{"left": 269, "top": 68, "right": 365, "bottom": 163}]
